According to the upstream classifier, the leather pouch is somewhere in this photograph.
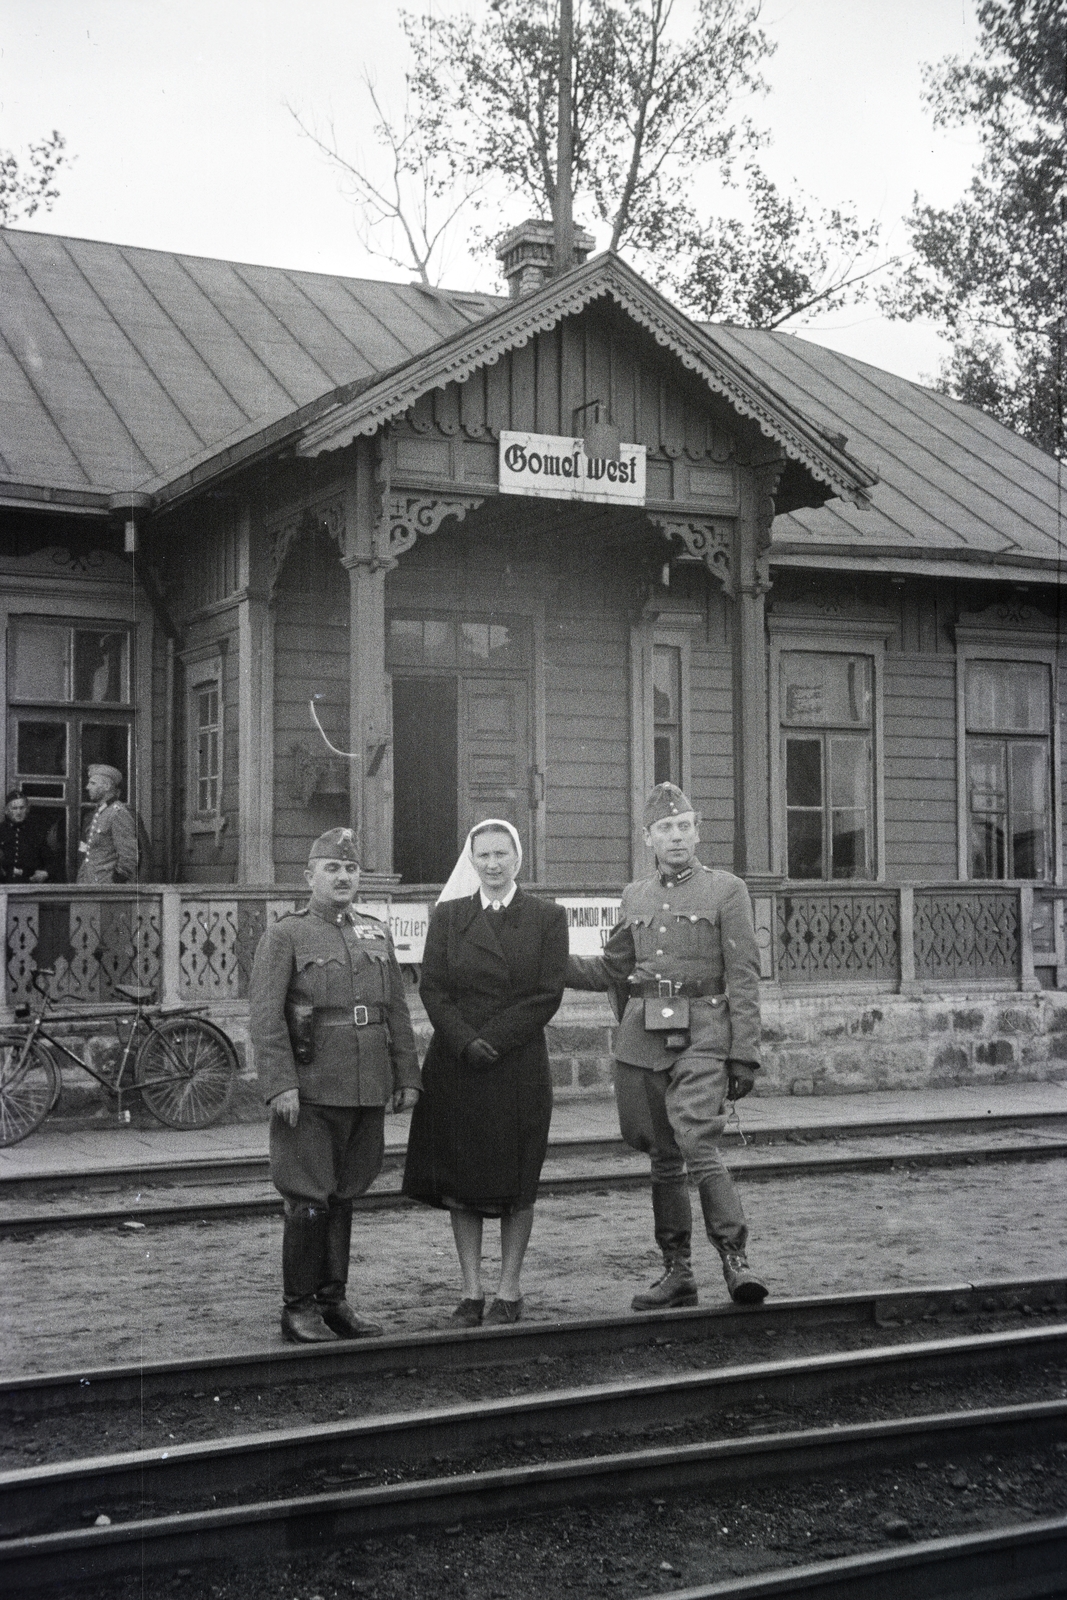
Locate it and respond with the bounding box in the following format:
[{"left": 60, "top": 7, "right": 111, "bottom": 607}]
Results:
[
  {"left": 285, "top": 999, "right": 315, "bottom": 1065},
  {"left": 643, "top": 996, "right": 690, "bottom": 1031}
]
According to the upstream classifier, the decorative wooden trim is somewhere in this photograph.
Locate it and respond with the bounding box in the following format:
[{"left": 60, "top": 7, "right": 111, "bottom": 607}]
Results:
[
  {"left": 295, "top": 255, "right": 876, "bottom": 506},
  {"left": 378, "top": 494, "right": 484, "bottom": 566},
  {"left": 266, "top": 497, "right": 346, "bottom": 600},
  {"left": 648, "top": 515, "right": 733, "bottom": 598}
]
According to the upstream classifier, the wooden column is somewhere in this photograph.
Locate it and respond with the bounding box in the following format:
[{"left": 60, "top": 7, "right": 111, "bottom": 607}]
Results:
[
  {"left": 732, "top": 459, "right": 782, "bottom": 877},
  {"left": 342, "top": 439, "right": 393, "bottom": 875},
  {"left": 237, "top": 507, "right": 274, "bottom": 882}
]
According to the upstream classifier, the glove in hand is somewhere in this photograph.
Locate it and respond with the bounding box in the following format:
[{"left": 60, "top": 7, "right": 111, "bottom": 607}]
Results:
[
  {"left": 464, "top": 1037, "right": 500, "bottom": 1068},
  {"left": 726, "top": 1062, "right": 756, "bottom": 1101}
]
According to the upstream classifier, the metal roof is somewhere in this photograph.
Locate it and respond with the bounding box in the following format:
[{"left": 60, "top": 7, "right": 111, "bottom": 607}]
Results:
[
  {"left": 709, "top": 325, "right": 1067, "bottom": 572},
  {"left": 0, "top": 228, "right": 499, "bottom": 507}
]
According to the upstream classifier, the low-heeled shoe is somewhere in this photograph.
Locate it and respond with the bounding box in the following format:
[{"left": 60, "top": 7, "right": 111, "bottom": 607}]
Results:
[
  {"left": 281, "top": 1304, "right": 339, "bottom": 1343},
  {"left": 450, "top": 1297, "right": 485, "bottom": 1327},
  {"left": 484, "top": 1296, "right": 523, "bottom": 1325}
]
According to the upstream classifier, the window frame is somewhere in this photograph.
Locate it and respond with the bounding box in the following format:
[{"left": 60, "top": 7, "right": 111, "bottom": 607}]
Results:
[
  {"left": 955, "top": 635, "right": 1062, "bottom": 884},
  {"left": 630, "top": 620, "right": 695, "bottom": 873},
  {"left": 768, "top": 619, "right": 890, "bottom": 883},
  {"left": 184, "top": 649, "right": 225, "bottom": 839}
]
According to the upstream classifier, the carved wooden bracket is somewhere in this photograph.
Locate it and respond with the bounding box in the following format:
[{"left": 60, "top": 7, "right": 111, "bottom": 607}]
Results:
[
  {"left": 378, "top": 494, "right": 484, "bottom": 566},
  {"left": 267, "top": 499, "right": 347, "bottom": 600},
  {"left": 649, "top": 515, "right": 734, "bottom": 599}
]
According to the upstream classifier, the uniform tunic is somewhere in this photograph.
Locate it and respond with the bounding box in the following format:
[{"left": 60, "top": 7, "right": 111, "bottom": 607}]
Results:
[
  {"left": 249, "top": 903, "right": 421, "bottom": 1203},
  {"left": 76, "top": 800, "right": 138, "bottom": 884},
  {"left": 568, "top": 862, "right": 761, "bottom": 1204},
  {"left": 402, "top": 889, "right": 568, "bottom": 1215},
  {"left": 0, "top": 819, "right": 49, "bottom": 882}
]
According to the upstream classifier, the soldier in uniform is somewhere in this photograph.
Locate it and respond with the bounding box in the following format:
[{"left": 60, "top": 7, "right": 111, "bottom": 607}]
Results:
[
  {"left": 249, "top": 828, "right": 421, "bottom": 1342},
  {"left": 76, "top": 765, "right": 139, "bottom": 884},
  {"left": 567, "top": 783, "right": 768, "bottom": 1308}
]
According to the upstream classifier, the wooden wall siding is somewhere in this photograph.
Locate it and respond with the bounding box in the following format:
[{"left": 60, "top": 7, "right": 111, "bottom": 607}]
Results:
[
  {"left": 883, "top": 654, "right": 958, "bottom": 880},
  {"left": 396, "top": 312, "right": 740, "bottom": 508},
  {"left": 171, "top": 502, "right": 242, "bottom": 618},
  {"left": 689, "top": 639, "right": 735, "bottom": 865},
  {"left": 148, "top": 628, "right": 170, "bottom": 878},
  {"left": 272, "top": 535, "right": 350, "bottom": 882}
]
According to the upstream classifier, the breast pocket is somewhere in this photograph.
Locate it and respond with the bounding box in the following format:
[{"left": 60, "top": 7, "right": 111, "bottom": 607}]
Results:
[
  {"left": 295, "top": 953, "right": 349, "bottom": 1009},
  {"left": 672, "top": 914, "right": 718, "bottom": 961}
]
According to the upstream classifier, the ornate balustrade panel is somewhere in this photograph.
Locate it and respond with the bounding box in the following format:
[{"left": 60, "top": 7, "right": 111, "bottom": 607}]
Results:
[
  {"left": 913, "top": 889, "right": 1019, "bottom": 984},
  {"left": 775, "top": 890, "right": 900, "bottom": 984},
  {"left": 6, "top": 896, "right": 164, "bottom": 1005}
]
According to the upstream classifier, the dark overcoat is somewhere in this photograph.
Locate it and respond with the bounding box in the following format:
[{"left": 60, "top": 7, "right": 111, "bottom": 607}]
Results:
[{"left": 402, "top": 889, "right": 568, "bottom": 1212}]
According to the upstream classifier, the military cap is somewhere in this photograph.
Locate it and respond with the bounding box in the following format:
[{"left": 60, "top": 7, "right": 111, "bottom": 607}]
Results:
[
  {"left": 87, "top": 764, "right": 124, "bottom": 789},
  {"left": 308, "top": 827, "right": 360, "bottom": 863},
  {"left": 643, "top": 782, "right": 694, "bottom": 826}
]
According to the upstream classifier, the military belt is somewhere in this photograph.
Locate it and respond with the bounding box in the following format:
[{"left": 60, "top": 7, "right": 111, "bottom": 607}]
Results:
[
  {"left": 629, "top": 980, "right": 724, "bottom": 999},
  {"left": 320, "top": 1004, "right": 387, "bottom": 1027}
]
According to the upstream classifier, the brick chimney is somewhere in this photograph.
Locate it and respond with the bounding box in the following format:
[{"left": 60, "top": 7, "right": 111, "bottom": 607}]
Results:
[{"left": 496, "top": 218, "right": 596, "bottom": 297}]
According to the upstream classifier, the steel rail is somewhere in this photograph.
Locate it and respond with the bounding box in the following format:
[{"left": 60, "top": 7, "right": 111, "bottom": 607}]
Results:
[
  {"left": 642, "top": 1515, "right": 1067, "bottom": 1600},
  {"left": 4, "top": 1110, "right": 1065, "bottom": 1199},
  {"left": 3, "top": 1140, "right": 1067, "bottom": 1236},
  {"left": 1, "top": 1401, "right": 1065, "bottom": 1594},
  {"left": 3, "top": 1275, "right": 1064, "bottom": 1419},
  {"left": 3, "top": 1325, "right": 1066, "bottom": 1539}
]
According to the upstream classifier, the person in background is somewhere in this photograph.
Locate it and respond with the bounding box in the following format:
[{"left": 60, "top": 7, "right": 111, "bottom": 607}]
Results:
[
  {"left": 0, "top": 791, "right": 49, "bottom": 883},
  {"left": 249, "top": 828, "right": 421, "bottom": 1343},
  {"left": 76, "top": 765, "right": 138, "bottom": 884},
  {"left": 402, "top": 820, "right": 568, "bottom": 1326},
  {"left": 566, "top": 783, "right": 768, "bottom": 1309}
]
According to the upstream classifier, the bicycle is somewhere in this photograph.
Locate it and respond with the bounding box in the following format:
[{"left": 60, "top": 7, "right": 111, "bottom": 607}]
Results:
[{"left": 0, "top": 970, "right": 240, "bottom": 1146}]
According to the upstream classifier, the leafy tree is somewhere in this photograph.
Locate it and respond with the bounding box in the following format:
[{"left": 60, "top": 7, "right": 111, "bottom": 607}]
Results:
[
  {"left": 882, "top": 0, "right": 1066, "bottom": 454},
  {"left": 306, "top": 0, "right": 883, "bottom": 326},
  {"left": 0, "top": 131, "right": 68, "bottom": 226}
]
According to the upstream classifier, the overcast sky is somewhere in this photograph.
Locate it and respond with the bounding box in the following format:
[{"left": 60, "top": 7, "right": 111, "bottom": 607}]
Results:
[{"left": 1, "top": 0, "right": 983, "bottom": 383}]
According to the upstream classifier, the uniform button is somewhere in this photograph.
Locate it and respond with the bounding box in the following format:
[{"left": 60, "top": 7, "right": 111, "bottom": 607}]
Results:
[
  {"left": 655, "top": 950, "right": 663, "bottom": 956},
  {"left": 659, "top": 926, "right": 667, "bottom": 933},
  {"left": 662, "top": 903, "right": 670, "bottom": 910}
]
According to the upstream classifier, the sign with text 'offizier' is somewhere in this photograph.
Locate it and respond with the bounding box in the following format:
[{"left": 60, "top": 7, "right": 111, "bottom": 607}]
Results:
[{"left": 499, "top": 431, "right": 646, "bottom": 506}]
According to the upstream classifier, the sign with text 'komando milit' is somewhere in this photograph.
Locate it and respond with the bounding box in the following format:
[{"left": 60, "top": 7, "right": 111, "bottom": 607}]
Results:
[{"left": 499, "top": 431, "right": 646, "bottom": 506}]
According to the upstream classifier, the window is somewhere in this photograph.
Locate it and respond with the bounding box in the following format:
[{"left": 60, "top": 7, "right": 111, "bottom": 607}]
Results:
[
  {"left": 965, "top": 659, "right": 1051, "bottom": 879},
  {"left": 9, "top": 621, "right": 130, "bottom": 704},
  {"left": 781, "top": 652, "right": 873, "bottom": 879},
  {"left": 195, "top": 681, "right": 221, "bottom": 816},
  {"left": 185, "top": 657, "right": 223, "bottom": 830},
  {"left": 653, "top": 644, "right": 682, "bottom": 785}
]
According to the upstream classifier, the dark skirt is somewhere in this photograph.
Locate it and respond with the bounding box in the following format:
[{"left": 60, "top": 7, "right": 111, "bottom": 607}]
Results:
[{"left": 402, "top": 1034, "right": 552, "bottom": 1216}]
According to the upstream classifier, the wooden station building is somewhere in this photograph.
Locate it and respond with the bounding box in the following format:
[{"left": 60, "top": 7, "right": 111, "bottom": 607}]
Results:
[{"left": 2, "top": 221, "right": 1065, "bottom": 1093}]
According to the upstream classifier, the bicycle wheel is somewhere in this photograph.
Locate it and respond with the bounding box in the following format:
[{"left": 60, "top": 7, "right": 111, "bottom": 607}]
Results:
[
  {"left": 0, "top": 1037, "right": 59, "bottom": 1146},
  {"left": 135, "top": 1016, "right": 238, "bottom": 1129}
]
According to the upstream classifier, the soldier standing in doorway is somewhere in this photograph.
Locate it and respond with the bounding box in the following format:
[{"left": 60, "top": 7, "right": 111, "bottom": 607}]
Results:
[
  {"left": 76, "top": 764, "right": 139, "bottom": 884},
  {"left": 249, "top": 828, "right": 421, "bottom": 1342},
  {"left": 567, "top": 783, "right": 768, "bottom": 1308}
]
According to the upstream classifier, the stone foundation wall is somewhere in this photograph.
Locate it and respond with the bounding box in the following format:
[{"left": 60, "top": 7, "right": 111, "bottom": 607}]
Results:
[{"left": 545, "top": 989, "right": 1067, "bottom": 1099}]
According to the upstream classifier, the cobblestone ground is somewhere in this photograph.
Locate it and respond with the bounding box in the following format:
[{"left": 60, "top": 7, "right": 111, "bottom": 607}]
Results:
[{"left": 2, "top": 1159, "right": 1065, "bottom": 1375}]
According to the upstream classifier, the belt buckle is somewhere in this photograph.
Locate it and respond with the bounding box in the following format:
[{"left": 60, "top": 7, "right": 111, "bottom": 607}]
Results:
[
  {"left": 353, "top": 1005, "right": 369, "bottom": 1027},
  {"left": 657, "top": 979, "right": 674, "bottom": 999}
]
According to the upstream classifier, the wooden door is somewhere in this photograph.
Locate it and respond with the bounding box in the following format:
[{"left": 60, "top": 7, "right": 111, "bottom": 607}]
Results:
[{"left": 459, "top": 676, "right": 531, "bottom": 867}]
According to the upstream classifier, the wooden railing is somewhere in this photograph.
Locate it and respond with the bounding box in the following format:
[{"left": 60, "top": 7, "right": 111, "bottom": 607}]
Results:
[{"left": 0, "top": 878, "right": 1061, "bottom": 1014}]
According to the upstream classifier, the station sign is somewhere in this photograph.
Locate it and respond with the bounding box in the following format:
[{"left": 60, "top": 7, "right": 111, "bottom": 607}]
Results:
[
  {"left": 361, "top": 896, "right": 623, "bottom": 963},
  {"left": 358, "top": 901, "right": 430, "bottom": 964},
  {"left": 499, "top": 430, "right": 646, "bottom": 506}
]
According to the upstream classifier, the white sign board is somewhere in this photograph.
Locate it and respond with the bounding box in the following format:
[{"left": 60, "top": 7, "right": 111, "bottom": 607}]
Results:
[
  {"left": 554, "top": 896, "right": 624, "bottom": 956},
  {"left": 499, "top": 431, "right": 646, "bottom": 506},
  {"left": 358, "top": 901, "right": 430, "bottom": 964}
]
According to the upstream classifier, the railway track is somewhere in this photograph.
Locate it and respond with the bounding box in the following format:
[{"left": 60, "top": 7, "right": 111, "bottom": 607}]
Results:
[
  {"left": 6, "top": 1273, "right": 1067, "bottom": 1600},
  {"left": 3, "top": 1132, "right": 1066, "bottom": 1236}
]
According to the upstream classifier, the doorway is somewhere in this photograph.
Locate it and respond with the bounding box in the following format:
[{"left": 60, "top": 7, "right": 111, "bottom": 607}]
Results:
[{"left": 388, "top": 613, "right": 533, "bottom": 884}]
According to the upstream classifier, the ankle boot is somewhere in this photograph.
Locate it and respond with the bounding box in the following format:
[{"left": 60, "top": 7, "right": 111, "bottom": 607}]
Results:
[
  {"left": 632, "top": 1181, "right": 698, "bottom": 1311},
  {"left": 281, "top": 1201, "right": 337, "bottom": 1342},
  {"left": 316, "top": 1201, "right": 382, "bottom": 1338},
  {"left": 697, "top": 1175, "right": 768, "bottom": 1305}
]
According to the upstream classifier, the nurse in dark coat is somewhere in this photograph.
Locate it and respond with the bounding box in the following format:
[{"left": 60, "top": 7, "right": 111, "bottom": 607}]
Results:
[{"left": 402, "top": 819, "right": 568, "bottom": 1326}]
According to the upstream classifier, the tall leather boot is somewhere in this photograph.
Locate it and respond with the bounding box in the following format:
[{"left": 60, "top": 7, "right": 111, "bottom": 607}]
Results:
[
  {"left": 632, "top": 1181, "right": 698, "bottom": 1311},
  {"left": 698, "top": 1174, "right": 768, "bottom": 1305},
  {"left": 316, "top": 1199, "right": 382, "bottom": 1339},
  {"left": 281, "top": 1201, "right": 337, "bottom": 1342}
]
